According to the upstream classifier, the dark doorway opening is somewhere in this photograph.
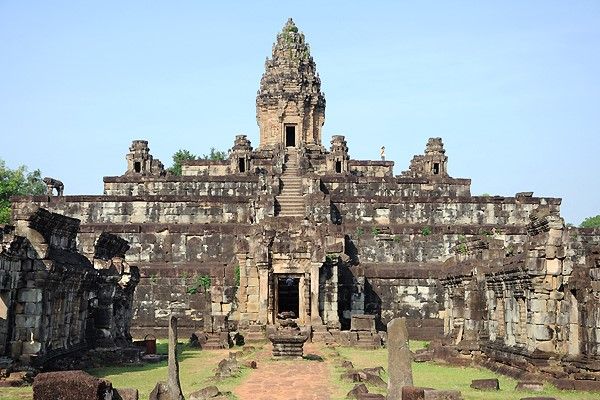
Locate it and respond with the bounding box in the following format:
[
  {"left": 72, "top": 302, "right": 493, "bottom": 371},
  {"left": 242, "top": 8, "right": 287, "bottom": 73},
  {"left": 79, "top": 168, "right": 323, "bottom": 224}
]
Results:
[
  {"left": 335, "top": 160, "right": 342, "bottom": 173},
  {"left": 285, "top": 125, "right": 296, "bottom": 147},
  {"left": 277, "top": 276, "right": 299, "bottom": 317},
  {"left": 433, "top": 163, "right": 440, "bottom": 175},
  {"left": 134, "top": 161, "right": 141, "bottom": 173},
  {"left": 238, "top": 158, "right": 246, "bottom": 173}
]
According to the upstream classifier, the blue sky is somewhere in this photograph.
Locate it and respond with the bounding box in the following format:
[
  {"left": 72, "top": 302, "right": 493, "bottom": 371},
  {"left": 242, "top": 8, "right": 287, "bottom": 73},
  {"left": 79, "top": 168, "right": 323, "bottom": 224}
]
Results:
[{"left": 1, "top": 1, "right": 598, "bottom": 224}]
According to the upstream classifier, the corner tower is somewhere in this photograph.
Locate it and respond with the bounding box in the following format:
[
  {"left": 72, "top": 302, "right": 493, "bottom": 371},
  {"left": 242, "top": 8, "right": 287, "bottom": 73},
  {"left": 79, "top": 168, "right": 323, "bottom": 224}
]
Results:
[{"left": 257, "top": 18, "right": 326, "bottom": 150}]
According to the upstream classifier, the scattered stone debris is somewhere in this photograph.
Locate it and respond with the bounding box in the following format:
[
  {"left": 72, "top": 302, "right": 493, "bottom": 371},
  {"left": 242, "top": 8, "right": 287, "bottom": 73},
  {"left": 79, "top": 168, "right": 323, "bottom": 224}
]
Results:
[{"left": 215, "top": 353, "right": 241, "bottom": 378}]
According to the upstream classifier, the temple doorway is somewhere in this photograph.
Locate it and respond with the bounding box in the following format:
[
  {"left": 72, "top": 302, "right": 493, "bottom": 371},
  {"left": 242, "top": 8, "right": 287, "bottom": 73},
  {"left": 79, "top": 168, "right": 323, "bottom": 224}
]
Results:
[
  {"left": 285, "top": 125, "right": 296, "bottom": 147},
  {"left": 276, "top": 276, "right": 300, "bottom": 317}
]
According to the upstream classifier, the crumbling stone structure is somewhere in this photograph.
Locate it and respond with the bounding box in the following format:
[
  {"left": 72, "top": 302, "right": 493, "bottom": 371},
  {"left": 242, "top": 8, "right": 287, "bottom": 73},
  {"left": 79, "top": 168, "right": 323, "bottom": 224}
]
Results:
[
  {"left": 0, "top": 207, "right": 138, "bottom": 367},
  {"left": 9, "top": 18, "right": 600, "bottom": 385}
]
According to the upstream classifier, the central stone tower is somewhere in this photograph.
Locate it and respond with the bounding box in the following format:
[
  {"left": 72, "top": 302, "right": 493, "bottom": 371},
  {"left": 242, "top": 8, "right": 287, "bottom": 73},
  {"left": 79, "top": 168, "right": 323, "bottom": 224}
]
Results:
[{"left": 256, "top": 18, "right": 326, "bottom": 150}]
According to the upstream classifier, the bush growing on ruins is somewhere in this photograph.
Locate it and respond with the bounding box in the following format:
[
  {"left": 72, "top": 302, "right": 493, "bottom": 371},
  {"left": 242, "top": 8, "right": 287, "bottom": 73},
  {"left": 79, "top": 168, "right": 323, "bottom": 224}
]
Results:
[
  {"left": 355, "top": 227, "right": 364, "bottom": 237},
  {"left": 0, "top": 159, "right": 46, "bottom": 224},
  {"left": 371, "top": 227, "right": 380, "bottom": 235},
  {"left": 187, "top": 275, "right": 211, "bottom": 294},
  {"left": 168, "top": 149, "right": 197, "bottom": 176},
  {"left": 580, "top": 215, "right": 600, "bottom": 228},
  {"left": 421, "top": 226, "right": 432, "bottom": 236},
  {"left": 201, "top": 147, "right": 227, "bottom": 161}
]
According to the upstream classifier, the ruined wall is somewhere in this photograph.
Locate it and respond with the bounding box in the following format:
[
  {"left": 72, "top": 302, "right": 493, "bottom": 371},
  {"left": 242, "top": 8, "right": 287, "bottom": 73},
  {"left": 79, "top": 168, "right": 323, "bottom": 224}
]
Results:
[
  {"left": 103, "top": 176, "right": 260, "bottom": 196},
  {"left": 441, "top": 210, "right": 600, "bottom": 380},
  {"left": 323, "top": 176, "right": 471, "bottom": 198},
  {"left": 0, "top": 208, "right": 138, "bottom": 366},
  {"left": 333, "top": 195, "right": 559, "bottom": 225}
]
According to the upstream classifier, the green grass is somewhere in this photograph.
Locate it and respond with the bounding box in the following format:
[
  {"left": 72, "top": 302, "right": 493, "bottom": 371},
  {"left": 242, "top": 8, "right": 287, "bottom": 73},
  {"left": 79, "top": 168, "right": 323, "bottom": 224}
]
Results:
[
  {"left": 4, "top": 339, "right": 600, "bottom": 400},
  {"left": 335, "top": 342, "right": 600, "bottom": 400},
  {"left": 0, "top": 340, "right": 251, "bottom": 400}
]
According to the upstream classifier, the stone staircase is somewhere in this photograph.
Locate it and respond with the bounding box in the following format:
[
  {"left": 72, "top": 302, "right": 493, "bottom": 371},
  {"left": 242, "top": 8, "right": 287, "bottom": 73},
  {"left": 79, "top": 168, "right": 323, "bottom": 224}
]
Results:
[{"left": 276, "top": 149, "right": 305, "bottom": 217}]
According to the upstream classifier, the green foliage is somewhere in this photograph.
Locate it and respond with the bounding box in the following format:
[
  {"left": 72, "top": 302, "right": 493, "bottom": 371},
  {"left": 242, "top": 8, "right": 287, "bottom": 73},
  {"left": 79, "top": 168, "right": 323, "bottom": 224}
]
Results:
[
  {"left": 149, "top": 273, "right": 158, "bottom": 284},
  {"left": 168, "top": 149, "right": 197, "bottom": 176},
  {"left": 580, "top": 214, "right": 600, "bottom": 228},
  {"left": 393, "top": 235, "right": 401, "bottom": 242},
  {"left": 355, "top": 227, "right": 364, "bottom": 237},
  {"left": 371, "top": 227, "right": 380, "bottom": 235},
  {"left": 457, "top": 243, "right": 468, "bottom": 254},
  {"left": 421, "top": 226, "right": 432, "bottom": 236},
  {"left": 234, "top": 265, "right": 240, "bottom": 286},
  {"left": 0, "top": 159, "right": 46, "bottom": 224},
  {"left": 201, "top": 147, "right": 227, "bottom": 161},
  {"left": 168, "top": 148, "right": 227, "bottom": 176},
  {"left": 187, "top": 275, "right": 211, "bottom": 294}
]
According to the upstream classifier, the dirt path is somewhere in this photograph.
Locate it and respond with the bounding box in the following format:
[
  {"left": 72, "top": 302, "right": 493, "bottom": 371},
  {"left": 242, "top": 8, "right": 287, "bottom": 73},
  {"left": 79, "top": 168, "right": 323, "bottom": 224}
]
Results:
[{"left": 234, "top": 343, "right": 334, "bottom": 400}]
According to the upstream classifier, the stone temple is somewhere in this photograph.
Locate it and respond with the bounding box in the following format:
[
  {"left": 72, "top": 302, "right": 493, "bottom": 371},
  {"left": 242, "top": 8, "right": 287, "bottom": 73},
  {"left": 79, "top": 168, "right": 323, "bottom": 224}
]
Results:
[{"left": 7, "top": 19, "right": 600, "bottom": 384}]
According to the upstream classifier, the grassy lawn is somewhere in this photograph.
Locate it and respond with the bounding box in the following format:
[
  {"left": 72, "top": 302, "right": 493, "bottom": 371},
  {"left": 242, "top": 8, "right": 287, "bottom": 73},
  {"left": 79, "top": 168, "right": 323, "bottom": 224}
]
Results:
[
  {"left": 3, "top": 339, "right": 600, "bottom": 400},
  {"left": 335, "top": 341, "right": 600, "bottom": 400},
  {"left": 0, "top": 340, "right": 254, "bottom": 400}
]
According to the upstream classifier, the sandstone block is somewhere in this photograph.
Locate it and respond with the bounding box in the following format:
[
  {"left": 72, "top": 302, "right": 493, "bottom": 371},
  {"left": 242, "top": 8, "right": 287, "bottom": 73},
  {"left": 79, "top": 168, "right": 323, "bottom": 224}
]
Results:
[
  {"left": 33, "top": 370, "right": 112, "bottom": 400},
  {"left": 470, "top": 378, "right": 499, "bottom": 390}
]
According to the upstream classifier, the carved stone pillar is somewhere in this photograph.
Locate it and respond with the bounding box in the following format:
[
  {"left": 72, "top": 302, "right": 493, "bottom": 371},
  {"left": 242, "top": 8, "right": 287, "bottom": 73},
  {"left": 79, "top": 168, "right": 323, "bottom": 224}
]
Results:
[
  {"left": 257, "top": 263, "right": 270, "bottom": 325},
  {"left": 310, "top": 262, "right": 322, "bottom": 325}
]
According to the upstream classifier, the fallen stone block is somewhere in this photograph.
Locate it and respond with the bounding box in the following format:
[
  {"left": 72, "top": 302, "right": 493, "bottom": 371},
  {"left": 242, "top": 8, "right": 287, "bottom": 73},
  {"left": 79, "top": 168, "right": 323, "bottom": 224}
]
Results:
[
  {"left": 346, "top": 383, "right": 368, "bottom": 399},
  {"left": 413, "top": 349, "right": 434, "bottom": 362},
  {"left": 401, "top": 386, "right": 431, "bottom": 400},
  {"left": 470, "top": 378, "right": 499, "bottom": 390},
  {"left": 33, "top": 370, "right": 113, "bottom": 400},
  {"left": 189, "top": 385, "right": 221, "bottom": 400}
]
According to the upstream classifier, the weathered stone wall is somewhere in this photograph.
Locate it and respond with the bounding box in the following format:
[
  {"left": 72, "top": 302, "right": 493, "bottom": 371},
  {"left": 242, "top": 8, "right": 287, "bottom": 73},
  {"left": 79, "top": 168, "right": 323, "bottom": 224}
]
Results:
[
  {"left": 13, "top": 197, "right": 252, "bottom": 225},
  {"left": 323, "top": 176, "right": 471, "bottom": 198},
  {"left": 0, "top": 208, "right": 138, "bottom": 366},
  {"left": 441, "top": 210, "right": 600, "bottom": 380},
  {"left": 333, "top": 196, "right": 559, "bottom": 225},
  {"left": 347, "top": 160, "right": 394, "bottom": 177},
  {"left": 103, "top": 176, "right": 260, "bottom": 196}
]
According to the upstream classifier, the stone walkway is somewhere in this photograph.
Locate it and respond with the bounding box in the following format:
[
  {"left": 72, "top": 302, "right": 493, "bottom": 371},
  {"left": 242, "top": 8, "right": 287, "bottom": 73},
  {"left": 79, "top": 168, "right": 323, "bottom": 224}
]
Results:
[{"left": 234, "top": 343, "right": 334, "bottom": 400}]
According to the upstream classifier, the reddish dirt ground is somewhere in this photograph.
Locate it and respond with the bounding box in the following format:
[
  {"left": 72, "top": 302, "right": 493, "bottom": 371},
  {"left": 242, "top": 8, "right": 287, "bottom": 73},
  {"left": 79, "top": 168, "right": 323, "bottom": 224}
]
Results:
[{"left": 234, "top": 343, "right": 334, "bottom": 400}]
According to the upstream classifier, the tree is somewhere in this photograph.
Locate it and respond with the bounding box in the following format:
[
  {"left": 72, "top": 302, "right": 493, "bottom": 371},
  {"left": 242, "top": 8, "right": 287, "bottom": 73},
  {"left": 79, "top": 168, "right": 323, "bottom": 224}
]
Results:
[
  {"left": 168, "top": 149, "right": 197, "bottom": 176},
  {"left": 0, "top": 159, "right": 46, "bottom": 224},
  {"left": 580, "top": 215, "right": 600, "bottom": 228},
  {"left": 201, "top": 147, "right": 227, "bottom": 161},
  {"left": 168, "top": 148, "right": 228, "bottom": 176}
]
